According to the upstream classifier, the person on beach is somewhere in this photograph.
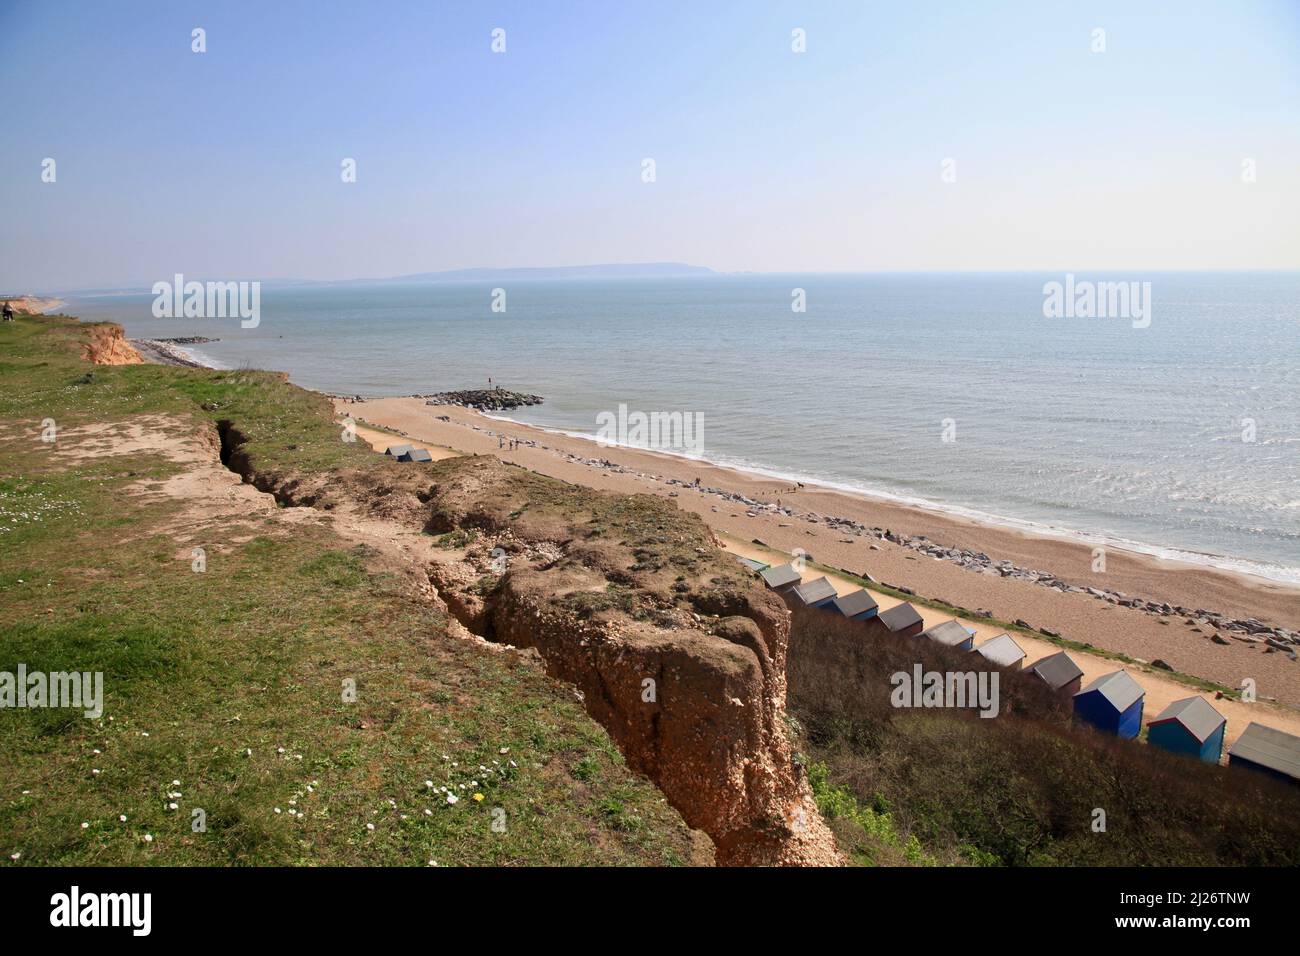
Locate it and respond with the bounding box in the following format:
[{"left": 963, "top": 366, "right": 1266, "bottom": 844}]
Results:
[{"left": 2, "top": 301, "right": 13, "bottom": 322}]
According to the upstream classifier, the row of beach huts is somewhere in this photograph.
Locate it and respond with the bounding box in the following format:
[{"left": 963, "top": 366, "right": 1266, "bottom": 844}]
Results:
[
  {"left": 384, "top": 443, "right": 435, "bottom": 463},
  {"left": 747, "top": 557, "right": 1300, "bottom": 785}
]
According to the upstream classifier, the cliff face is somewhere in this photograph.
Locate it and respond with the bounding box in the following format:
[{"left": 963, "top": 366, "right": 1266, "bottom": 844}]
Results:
[
  {"left": 81, "top": 322, "right": 144, "bottom": 366},
  {"left": 485, "top": 565, "right": 831, "bottom": 864},
  {"left": 413, "top": 457, "right": 838, "bottom": 865}
]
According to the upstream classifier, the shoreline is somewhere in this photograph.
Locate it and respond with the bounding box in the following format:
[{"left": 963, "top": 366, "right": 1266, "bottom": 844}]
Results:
[
  {"left": 128, "top": 347, "right": 1300, "bottom": 705},
  {"left": 4, "top": 295, "right": 66, "bottom": 314},
  {"left": 481, "top": 411, "right": 1300, "bottom": 589},
  {"left": 129, "top": 338, "right": 222, "bottom": 369},
  {"left": 335, "top": 394, "right": 1300, "bottom": 709},
  {"left": 355, "top": 395, "right": 1300, "bottom": 620}
]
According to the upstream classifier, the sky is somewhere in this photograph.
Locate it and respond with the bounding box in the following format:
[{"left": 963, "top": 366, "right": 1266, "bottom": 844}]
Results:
[{"left": 1, "top": 0, "right": 1298, "bottom": 291}]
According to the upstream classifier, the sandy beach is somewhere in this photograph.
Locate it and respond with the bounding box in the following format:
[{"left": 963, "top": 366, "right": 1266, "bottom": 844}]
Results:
[{"left": 332, "top": 395, "right": 1300, "bottom": 718}]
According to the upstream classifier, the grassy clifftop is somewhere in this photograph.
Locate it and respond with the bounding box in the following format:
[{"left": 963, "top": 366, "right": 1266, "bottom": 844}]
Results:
[{"left": 0, "top": 314, "right": 704, "bottom": 865}]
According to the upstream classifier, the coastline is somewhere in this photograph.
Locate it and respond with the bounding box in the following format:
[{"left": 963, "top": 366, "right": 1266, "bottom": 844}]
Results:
[
  {"left": 486, "top": 412, "right": 1300, "bottom": 588},
  {"left": 335, "top": 394, "right": 1300, "bottom": 710},
  {"left": 4, "top": 295, "right": 65, "bottom": 314},
  {"left": 129, "top": 338, "right": 223, "bottom": 369},
  {"left": 129, "top": 347, "right": 1299, "bottom": 706},
  {"left": 350, "top": 396, "right": 1300, "bottom": 612}
]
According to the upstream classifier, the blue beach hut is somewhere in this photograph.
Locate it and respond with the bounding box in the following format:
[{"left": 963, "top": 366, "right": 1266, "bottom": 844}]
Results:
[
  {"left": 1147, "top": 696, "right": 1226, "bottom": 764},
  {"left": 791, "top": 576, "right": 838, "bottom": 610},
  {"left": 1072, "top": 670, "right": 1145, "bottom": 739},
  {"left": 831, "top": 589, "right": 879, "bottom": 621},
  {"left": 1228, "top": 722, "right": 1300, "bottom": 785}
]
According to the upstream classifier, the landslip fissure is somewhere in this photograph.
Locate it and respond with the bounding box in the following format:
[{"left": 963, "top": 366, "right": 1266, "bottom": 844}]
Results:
[{"left": 214, "top": 421, "right": 839, "bottom": 866}]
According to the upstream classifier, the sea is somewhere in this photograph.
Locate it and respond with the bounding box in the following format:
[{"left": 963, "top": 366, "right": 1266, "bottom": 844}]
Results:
[{"left": 65, "top": 271, "right": 1300, "bottom": 584}]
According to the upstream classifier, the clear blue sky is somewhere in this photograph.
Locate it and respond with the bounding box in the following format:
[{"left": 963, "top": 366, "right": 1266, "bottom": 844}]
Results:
[{"left": 2, "top": 0, "right": 1297, "bottom": 290}]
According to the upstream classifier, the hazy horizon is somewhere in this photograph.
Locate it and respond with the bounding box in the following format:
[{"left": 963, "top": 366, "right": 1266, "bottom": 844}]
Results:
[
  {"left": 3, "top": 0, "right": 1299, "bottom": 289},
  {"left": 33, "top": 263, "right": 1300, "bottom": 299}
]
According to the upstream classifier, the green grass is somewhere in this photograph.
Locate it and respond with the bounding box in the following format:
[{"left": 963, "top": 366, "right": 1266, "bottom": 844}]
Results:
[
  {"left": 806, "top": 761, "right": 935, "bottom": 866},
  {"left": 796, "top": 694, "right": 1300, "bottom": 867},
  {"left": 0, "top": 314, "right": 701, "bottom": 866}
]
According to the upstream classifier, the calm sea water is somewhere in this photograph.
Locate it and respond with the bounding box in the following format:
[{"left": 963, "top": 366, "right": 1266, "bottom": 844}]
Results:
[{"left": 67, "top": 273, "right": 1300, "bottom": 583}]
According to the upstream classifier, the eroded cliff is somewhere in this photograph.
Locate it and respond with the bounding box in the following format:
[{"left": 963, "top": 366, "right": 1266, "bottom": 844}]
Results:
[{"left": 220, "top": 434, "right": 839, "bottom": 866}]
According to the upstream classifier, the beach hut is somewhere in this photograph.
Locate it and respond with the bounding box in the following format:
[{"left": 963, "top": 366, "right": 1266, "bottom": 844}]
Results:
[
  {"left": 974, "top": 632, "right": 1026, "bottom": 670},
  {"left": 791, "top": 576, "right": 837, "bottom": 610},
  {"left": 1026, "top": 651, "right": 1084, "bottom": 695},
  {"left": 1228, "top": 722, "right": 1300, "bottom": 785},
  {"left": 385, "top": 444, "right": 414, "bottom": 457},
  {"left": 759, "top": 563, "right": 801, "bottom": 593},
  {"left": 831, "top": 588, "right": 879, "bottom": 621},
  {"left": 878, "top": 602, "right": 924, "bottom": 638},
  {"left": 1072, "top": 670, "right": 1145, "bottom": 739},
  {"left": 398, "top": 448, "right": 434, "bottom": 463},
  {"left": 737, "top": 556, "right": 769, "bottom": 574},
  {"left": 922, "top": 619, "right": 975, "bottom": 651},
  {"left": 1147, "top": 696, "right": 1226, "bottom": 764}
]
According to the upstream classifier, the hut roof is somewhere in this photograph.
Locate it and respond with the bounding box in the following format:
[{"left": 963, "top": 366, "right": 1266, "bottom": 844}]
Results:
[
  {"left": 385, "top": 444, "right": 414, "bottom": 457},
  {"left": 759, "top": 563, "right": 801, "bottom": 590},
  {"left": 1148, "top": 696, "right": 1225, "bottom": 744},
  {"left": 399, "top": 448, "right": 434, "bottom": 463},
  {"left": 792, "top": 576, "right": 837, "bottom": 606},
  {"left": 1229, "top": 722, "right": 1300, "bottom": 779},
  {"left": 737, "top": 556, "right": 769, "bottom": 573},
  {"left": 1074, "top": 670, "right": 1144, "bottom": 712},
  {"left": 831, "top": 589, "right": 878, "bottom": 618},
  {"left": 1027, "top": 651, "right": 1084, "bottom": 690},
  {"left": 922, "top": 619, "right": 974, "bottom": 648},
  {"left": 974, "top": 633, "right": 1026, "bottom": 667},
  {"left": 878, "top": 602, "right": 922, "bottom": 632}
]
